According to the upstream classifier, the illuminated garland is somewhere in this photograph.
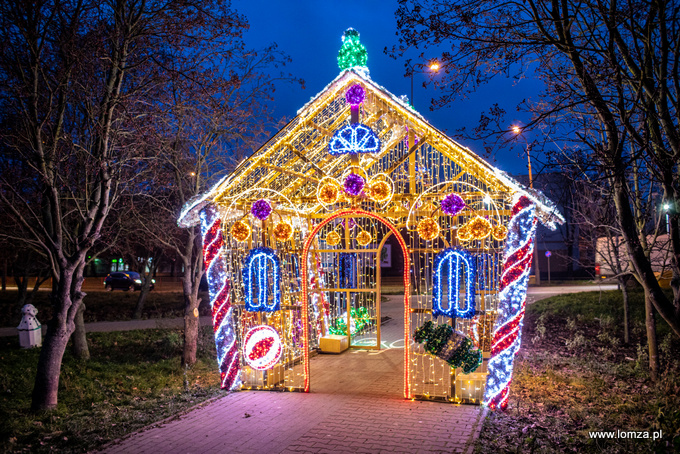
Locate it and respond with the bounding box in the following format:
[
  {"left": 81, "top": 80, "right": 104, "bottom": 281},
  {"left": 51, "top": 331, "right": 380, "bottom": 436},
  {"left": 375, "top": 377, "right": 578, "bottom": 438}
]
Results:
[
  {"left": 273, "top": 221, "right": 293, "bottom": 241},
  {"left": 312, "top": 254, "right": 331, "bottom": 339},
  {"left": 318, "top": 182, "right": 340, "bottom": 205},
  {"left": 338, "top": 252, "right": 357, "bottom": 288},
  {"left": 432, "top": 248, "right": 476, "bottom": 319},
  {"left": 417, "top": 217, "right": 440, "bottom": 241},
  {"left": 243, "top": 247, "right": 281, "bottom": 312},
  {"left": 325, "top": 230, "right": 341, "bottom": 246},
  {"left": 356, "top": 230, "right": 372, "bottom": 246},
  {"left": 344, "top": 172, "right": 365, "bottom": 195},
  {"left": 484, "top": 196, "right": 536, "bottom": 410},
  {"left": 199, "top": 205, "right": 241, "bottom": 390},
  {"left": 457, "top": 223, "right": 472, "bottom": 242},
  {"left": 466, "top": 216, "right": 492, "bottom": 240},
  {"left": 414, "top": 321, "right": 482, "bottom": 374},
  {"left": 301, "top": 208, "right": 411, "bottom": 397},
  {"left": 243, "top": 325, "right": 283, "bottom": 371},
  {"left": 441, "top": 193, "right": 465, "bottom": 216},
  {"left": 329, "top": 307, "right": 371, "bottom": 336},
  {"left": 251, "top": 199, "right": 272, "bottom": 220},
  {"left": 337, "top": 28, "right": 367, "bottom": 70},
  {"left": 329, "top": 123, "right": 381, "bottom": 155},
  {"left": 345, "top": 84, "right": 365, "bottom": 106},
  {"left": 492, "top": 225, "right": 508, "bottom": 241},
  {"left": 476, "top": 253, "right": 494, "bottom": 290},
  {"left": 369, "top": 180, "right": 392, "bottom": 202},
  {"left": 230, "top": 220, "right": 251, "bottom": 242}
]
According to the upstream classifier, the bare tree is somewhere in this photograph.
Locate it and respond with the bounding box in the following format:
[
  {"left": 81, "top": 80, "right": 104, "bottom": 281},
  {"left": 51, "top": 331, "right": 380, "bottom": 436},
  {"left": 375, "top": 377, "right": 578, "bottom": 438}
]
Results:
[
  {"left": 138, "top": 43, "right": 301, "bottom": 367},
  {"left": 392, "top": 0, "right": 680, "bottom": 346},
  {"left": 0, "top": 0, "right": 262, "bottom": 411}
]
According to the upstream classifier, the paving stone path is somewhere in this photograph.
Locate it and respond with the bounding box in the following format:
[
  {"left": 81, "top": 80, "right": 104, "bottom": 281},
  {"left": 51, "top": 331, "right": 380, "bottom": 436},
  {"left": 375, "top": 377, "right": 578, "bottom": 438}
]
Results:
[{"left": 101, "top": 348, "right": 484, "bottom": 454}]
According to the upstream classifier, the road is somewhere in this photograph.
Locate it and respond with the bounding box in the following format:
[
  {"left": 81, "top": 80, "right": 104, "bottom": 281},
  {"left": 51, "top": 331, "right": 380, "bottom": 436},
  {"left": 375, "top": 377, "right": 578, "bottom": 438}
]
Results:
[
  {"left": 526, "top": 283, "right": 618, "bottom": 304},
  {"left": 1, "top": 284, "right": 618, "bottom": 338}
]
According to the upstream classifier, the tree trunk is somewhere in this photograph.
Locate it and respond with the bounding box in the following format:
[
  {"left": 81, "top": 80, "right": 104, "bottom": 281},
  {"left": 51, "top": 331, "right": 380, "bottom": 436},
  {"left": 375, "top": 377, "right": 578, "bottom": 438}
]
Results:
[
  {"left": 2, "top": 257, "right": 6, "bottom": 292},
  {"left": 612, "top": 175, "right": 680, "bottom": 337},
  {"left": 133, "top": 287, "right": 149, "bottom": 319},
  {"left": 32, "top": 266, "right": 86, "bottom": 411},
  {"left": 182, "top": 275, "right": 201, "bottom": 367},
  {"left": 26, "top": 275, "right": 49, "bottom": 305},
  {"left": 645, "top": 292, "right": 659, "bottom": 381},
  {"left": 133, "top": 259, "right": 159, "bottom": 319},
  {"left": 72, "top": 302, "right": 90, "bottom": 361},
  {"left": 31, "top": 320, "right": 71, "bottom": 411},
  {"left": 619, "top": 276, "right": 630, "bottom": 344},
  {"left": 15, "top": 276, "right": 29, "bottom": 306}
]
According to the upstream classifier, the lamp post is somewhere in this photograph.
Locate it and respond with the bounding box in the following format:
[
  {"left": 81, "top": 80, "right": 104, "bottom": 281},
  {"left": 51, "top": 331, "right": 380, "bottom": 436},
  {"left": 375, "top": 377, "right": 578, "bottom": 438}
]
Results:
[
  {"left": 512, "top": 125, "right": 541, "bottom": 285},
  {"left": 408, "top": 60, "right": 440, "bottom": 108}
]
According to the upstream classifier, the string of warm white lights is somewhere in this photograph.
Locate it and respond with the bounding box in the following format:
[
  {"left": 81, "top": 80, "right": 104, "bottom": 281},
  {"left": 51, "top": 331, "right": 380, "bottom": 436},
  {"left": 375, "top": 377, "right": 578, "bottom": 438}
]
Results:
[{"left": 179, "top": 29, "right": 560, "bottom": 407}]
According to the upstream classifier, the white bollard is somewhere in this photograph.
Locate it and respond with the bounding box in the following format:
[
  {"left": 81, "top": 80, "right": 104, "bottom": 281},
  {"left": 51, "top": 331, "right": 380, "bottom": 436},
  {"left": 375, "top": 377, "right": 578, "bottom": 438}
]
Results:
[{"left": 17, "top": 304, "right": 42, "bottom": 348}]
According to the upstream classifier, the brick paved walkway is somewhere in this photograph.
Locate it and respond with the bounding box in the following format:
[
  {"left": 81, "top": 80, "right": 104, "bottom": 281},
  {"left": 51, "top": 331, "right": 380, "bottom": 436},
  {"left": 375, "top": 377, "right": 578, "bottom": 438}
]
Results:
[{"left": 101, "top": 347, "right": 484, "bottom": 454}]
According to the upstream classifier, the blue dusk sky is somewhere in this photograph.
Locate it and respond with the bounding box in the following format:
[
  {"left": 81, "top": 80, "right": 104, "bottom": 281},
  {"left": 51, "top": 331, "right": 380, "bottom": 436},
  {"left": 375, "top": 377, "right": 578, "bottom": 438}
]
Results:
[{"left": 234, "top": 0, "right": 541, "bottom": 176}]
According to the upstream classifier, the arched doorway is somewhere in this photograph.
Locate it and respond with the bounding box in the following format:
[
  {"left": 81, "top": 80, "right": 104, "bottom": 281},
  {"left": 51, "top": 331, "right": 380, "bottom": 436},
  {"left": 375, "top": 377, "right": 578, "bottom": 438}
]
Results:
[{"left": 300, "top": 208, "right": 412, "bottom": 397}]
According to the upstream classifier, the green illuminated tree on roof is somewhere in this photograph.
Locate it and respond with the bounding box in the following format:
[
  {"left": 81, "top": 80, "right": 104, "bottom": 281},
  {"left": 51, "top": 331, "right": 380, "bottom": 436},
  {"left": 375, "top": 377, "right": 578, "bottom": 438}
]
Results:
[{"left": 337, "top": 28, "right": 367, "bottom": 70}]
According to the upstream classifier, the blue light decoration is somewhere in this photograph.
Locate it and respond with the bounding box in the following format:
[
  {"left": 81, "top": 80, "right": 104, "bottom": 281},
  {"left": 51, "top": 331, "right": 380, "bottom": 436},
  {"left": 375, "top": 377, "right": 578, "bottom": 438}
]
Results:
[
  {"left": 328, "top": 123, "right": 381, "bottom": 155},
  {"left": 432, "top": 248, "right": 476, "bottom": 319},
  {"left": 243, "top": 247, "right": 281, "bottom": 312},
  {"left": 338, "top": 252, "right": 357, "bottom": 288},
  {"left": 476, "top": 253, "right": 494, "bottom": 290}
]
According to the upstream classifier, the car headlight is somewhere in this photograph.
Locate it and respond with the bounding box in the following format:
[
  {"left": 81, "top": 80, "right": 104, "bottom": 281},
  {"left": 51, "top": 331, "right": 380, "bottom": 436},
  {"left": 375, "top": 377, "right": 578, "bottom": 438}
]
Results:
[{"left": 134, "top": 279, "right": 142, "bottom": 284}]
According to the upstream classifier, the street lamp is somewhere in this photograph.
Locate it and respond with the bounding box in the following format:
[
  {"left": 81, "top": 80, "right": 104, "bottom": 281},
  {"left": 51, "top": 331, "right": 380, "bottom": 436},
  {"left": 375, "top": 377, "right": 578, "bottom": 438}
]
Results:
[
  {"left": 407, "top": 60, "right": 440, "bottom": 109},
  {"left": 512, "top": 125, "right": 541, "bottom": 285}
]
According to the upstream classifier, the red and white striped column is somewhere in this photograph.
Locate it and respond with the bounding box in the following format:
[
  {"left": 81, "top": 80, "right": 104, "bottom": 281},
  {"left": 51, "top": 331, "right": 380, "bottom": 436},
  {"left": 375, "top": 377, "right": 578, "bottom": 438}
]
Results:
[
  {"left": 484, "top": 195, "right": 536, "bottom": 410},
  {"left": 200, "top": 205, "right": 241, "bottom": 390}
]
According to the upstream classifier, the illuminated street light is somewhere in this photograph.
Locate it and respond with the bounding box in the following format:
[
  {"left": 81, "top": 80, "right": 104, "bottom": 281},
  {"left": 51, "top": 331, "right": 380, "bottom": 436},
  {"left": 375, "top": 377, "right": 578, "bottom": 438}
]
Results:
[{"left": 408, "top": 60, "right": 440, "bottom": 108}]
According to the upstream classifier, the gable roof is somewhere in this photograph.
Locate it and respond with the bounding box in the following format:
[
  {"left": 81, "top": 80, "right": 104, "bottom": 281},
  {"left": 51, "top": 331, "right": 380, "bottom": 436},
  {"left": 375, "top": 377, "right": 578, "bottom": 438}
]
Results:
[{"left": 179, "top": 69, "right": 564, "bottom": 229}]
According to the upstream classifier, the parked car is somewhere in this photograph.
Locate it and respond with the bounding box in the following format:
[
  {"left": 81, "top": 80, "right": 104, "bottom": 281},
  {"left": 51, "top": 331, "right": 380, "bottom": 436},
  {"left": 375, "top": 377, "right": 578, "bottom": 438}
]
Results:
[{"left": 103, "top": 271, "right": 155, "bottom": 291}]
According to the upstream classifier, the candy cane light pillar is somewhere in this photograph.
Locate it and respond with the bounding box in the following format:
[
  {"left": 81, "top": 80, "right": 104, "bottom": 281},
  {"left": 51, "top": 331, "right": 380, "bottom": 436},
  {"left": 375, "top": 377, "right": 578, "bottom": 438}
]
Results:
[{"left": 484, "top": 196, "right": 536, "bottom": 410}]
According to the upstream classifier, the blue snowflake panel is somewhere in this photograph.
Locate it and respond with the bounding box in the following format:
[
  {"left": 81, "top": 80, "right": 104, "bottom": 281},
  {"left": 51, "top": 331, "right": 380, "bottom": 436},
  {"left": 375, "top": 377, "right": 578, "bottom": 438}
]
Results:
[{"left": 328, "top": 123, "right": 381, "bottom": 155}]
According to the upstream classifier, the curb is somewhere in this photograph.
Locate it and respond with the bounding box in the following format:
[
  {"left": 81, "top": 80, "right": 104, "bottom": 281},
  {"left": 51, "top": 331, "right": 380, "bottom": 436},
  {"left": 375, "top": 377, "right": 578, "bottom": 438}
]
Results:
[{"left": 465, "top": 407, "right": 488, "bottom": 454}]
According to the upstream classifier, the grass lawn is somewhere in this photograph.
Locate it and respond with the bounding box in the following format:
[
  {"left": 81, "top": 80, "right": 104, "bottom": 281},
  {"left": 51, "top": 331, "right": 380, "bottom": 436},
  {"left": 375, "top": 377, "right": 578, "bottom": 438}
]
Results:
[
  {"left": 0, "top": 327, "right": 222, "bottom": 453},
  {"left": 476, "top": 289, "right": 680, "bottom": 453},
  {"left": 0, "top": 290, "right": 212, "bottom": 327}
]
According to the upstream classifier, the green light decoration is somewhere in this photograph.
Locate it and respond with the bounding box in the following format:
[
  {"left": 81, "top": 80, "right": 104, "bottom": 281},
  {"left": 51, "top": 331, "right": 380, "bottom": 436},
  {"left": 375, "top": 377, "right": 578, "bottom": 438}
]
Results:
[
  {"left": 337, "top": 28, "right": 367, "bottom": 70},
  {"left": 329, "top": 307, "right": 371, "bottom": 335},
  {"left": 414, "top": 321, "right": 482, "bottom": 374}
]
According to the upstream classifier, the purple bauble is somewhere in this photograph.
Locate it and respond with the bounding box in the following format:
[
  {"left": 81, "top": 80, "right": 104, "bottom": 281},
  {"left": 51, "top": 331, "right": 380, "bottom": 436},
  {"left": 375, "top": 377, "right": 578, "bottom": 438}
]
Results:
[
  {"left": 344, "top": 173, "right": 365, "bottom": 196},
  {"left": 345, "top": 84, "right": 365, "bottom": 107},
  {"left": 441, "top": 193, "right": 465, "bottom": 216},
  {"left": 251, "top": 199, "right": 272, "bottom": 220}
]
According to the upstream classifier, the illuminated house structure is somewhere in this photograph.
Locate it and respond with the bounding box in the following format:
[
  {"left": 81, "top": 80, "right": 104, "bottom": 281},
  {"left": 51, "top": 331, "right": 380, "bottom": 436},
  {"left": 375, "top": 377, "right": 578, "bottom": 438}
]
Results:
[{"left": 178, "top": 29, "right": 563, "bottom": 409}]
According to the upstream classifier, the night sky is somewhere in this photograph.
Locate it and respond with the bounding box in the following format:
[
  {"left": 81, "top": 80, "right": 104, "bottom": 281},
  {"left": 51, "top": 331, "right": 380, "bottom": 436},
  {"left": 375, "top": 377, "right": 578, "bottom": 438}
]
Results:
[{"left": 235, "top": 0, "right": 540, "bottom": 176}]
